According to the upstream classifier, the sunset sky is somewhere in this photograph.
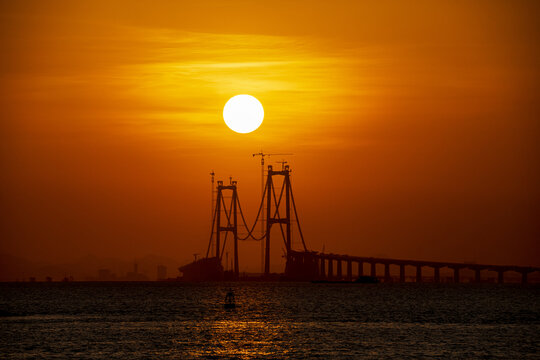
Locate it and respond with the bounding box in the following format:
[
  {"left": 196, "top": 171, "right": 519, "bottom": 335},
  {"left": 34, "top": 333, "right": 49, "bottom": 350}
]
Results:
[{"left": 1, "top": 1, "right": 539, "bottom": 277}]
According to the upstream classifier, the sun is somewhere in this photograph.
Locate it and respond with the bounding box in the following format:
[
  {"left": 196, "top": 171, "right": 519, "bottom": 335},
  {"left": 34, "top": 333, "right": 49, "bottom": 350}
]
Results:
[{"left": 223, "top": 95, "right": 264, "bottom": 133}]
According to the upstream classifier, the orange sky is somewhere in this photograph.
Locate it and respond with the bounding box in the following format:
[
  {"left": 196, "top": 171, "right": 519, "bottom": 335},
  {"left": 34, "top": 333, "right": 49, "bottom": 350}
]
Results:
[{"left": 1, "top": 0, "right": 539, "bottom": 276}]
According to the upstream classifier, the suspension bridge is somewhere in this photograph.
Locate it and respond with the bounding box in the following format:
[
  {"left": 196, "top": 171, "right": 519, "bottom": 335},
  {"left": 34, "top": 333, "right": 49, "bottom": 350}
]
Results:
[{"left": 179, "top": 165, "right": 540, "bottom": 283}]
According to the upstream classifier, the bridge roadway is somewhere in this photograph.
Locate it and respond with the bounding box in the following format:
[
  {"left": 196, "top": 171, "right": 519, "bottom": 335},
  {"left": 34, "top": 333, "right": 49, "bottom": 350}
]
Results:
[{"left": 287, "top": 250, "right": 540, "bottom": 284}]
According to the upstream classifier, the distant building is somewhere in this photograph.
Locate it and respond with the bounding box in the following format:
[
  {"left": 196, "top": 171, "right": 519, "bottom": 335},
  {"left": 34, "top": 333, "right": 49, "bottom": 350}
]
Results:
[
  {"left": 98, "top": 269, "right": 116, "bottom": 281},
  {"left": 124, "top": 262, "right": 148, "bottom": 281},
  {"left": 157, "top": 265, "right": 167, "bottom": 280}
]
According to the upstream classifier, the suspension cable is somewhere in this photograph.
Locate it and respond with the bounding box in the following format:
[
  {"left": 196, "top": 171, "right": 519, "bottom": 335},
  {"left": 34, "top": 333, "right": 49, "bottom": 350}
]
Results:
[
  {"left": 205, "top": 201, "right": 219, "bottom": 258},
  {"left": 219, "top": 193, "right": 234, "bottom": 259},
  {"left": 271, "top": 180, "right": 288, "bottom": 248},
  {"left": 289, "top": 178, "right": 308, "bottom": 251},
  {"left": 207, "top": 173, "right": 308, "bottom": 253},
  {"left": 237, "top": 180, "right": 268, "bottom": 240}
]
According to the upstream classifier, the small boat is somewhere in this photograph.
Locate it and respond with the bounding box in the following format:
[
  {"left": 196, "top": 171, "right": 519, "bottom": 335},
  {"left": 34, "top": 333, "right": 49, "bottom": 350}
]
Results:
[{"left": 224, "top": 289, "right": 236, "bottom": 309}]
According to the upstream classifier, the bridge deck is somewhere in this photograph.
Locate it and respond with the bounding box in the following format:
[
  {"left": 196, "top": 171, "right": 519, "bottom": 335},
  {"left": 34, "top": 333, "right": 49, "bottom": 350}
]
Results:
[
  {"left": 309, "top": 252, "right": 539, "bottom": 273},
  {"left": 287, "top": 250, "right": 540, "bottom": 283}
]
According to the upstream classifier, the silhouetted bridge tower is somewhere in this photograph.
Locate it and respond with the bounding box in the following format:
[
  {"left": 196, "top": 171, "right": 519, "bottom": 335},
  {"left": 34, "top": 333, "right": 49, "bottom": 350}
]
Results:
[
  {"left": 179, "top": 165, "right": 540, "bottom": 283},
  {"left": 180, "top": 164, "right": 307, "bottom": 280},
  {"left": 214, "top": 179, "right": 239, "bottom": 277},
  {"left": 264, "top": 164, "right": 308, "bottom": 276}
]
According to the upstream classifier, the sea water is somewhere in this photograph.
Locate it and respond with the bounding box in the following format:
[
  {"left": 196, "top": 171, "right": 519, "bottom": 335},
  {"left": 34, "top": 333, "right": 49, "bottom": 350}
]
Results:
[{"left": 1, "top": 282, "right": 539, "bottom": 359}]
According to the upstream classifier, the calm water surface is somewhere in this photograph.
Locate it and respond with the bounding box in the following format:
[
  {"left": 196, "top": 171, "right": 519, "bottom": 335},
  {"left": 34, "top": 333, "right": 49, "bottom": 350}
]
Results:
[{"left": 1, "top": 282, "right": 539, "bottom": 359}]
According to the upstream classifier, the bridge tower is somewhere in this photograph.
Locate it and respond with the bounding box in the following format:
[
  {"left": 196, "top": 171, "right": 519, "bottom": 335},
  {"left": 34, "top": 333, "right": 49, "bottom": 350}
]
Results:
[
  {"left": 265, "top": 165, "right": 292, "bottom": 276},
  {"left": 215, "top": 179, "right": 239, "bottom": 278}
]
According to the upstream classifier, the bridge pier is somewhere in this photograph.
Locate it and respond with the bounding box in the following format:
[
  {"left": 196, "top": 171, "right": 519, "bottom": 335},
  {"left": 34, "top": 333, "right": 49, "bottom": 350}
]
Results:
[
  {"left": 453, "top": 267, "right": 460, "bottom": 283},
  {"left": 313, "top": 255, "right": 320, "bottom": 278},
  {"left": 328, "top": 259, "right": 333, "bottom": 279},
  {"left": 283, "top": 250, "right": 540, "bottom": 283},
  {"left": 337, "top": 260, "right": 342, "bottom": 279},
  {"left": 416, "top": 265, "right": 422, "bottom": 283},
  {"left": 384, "top": 263, "right": 391, "bottom": 283},
  {"left": 475, "top": 269, "right": 481, "bottom": 283}
]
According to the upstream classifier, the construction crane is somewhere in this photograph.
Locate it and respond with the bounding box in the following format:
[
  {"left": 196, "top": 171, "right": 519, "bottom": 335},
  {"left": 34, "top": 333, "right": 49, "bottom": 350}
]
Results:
[{"left": 252, "top": 152, "right": 293, "bottom": 273}]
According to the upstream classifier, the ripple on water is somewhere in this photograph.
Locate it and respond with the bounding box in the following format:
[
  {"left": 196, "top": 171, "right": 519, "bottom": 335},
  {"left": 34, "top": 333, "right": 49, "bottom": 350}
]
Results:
[{"left": 0, "top": 282, "right": 539, "bottom": 359}]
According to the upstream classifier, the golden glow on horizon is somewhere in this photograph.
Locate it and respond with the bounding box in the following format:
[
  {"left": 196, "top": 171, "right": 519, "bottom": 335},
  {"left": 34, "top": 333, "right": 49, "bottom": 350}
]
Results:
[{"left": 223, "top": 95, "right": 264, "bottom": 134}]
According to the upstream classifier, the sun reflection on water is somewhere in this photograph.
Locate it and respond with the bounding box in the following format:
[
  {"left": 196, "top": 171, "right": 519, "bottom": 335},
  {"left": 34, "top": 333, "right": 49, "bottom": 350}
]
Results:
[{"left": 174, "top": 320, "right": 287, "bottom": 358}]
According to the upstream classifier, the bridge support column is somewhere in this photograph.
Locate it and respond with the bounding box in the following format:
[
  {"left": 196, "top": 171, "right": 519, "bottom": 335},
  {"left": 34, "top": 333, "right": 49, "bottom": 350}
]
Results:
[
  {"left": 434, "top": 267, "right": 440, "bottom": 283},
  {"left": 347, "top": 261, "right": 352, "bottom": 281},
  {"left": 498, "top": 270, "right": 504, "bottom": 284},
  {"left": 475, "top": 269, "right": 481, "bottom": 283},
  {"left": 320, "top": 258, "right": 326, "bottom": 279},
  {"left": 337, "top": 260, "right": 342, "bottom": 279},
  {"left": 358, "top": 262, "right": 363, "bottom": 277},
  {"left": 370, "top": 262, "right": 376, "bottom": 277},
  {"left": 328, "top": 259, "right": 333, "bottom": 279},
  {"left": 399, "top": 265, "right": 405, "bottom": 283},
  {"left": 384, "top": 264, "right": 391, "bottom": 283},
  {"left": 416, "top": 265, "right": 422, "bottom": 283},
  {"left": 521, "top": 271, "right": 528, "bottom": 284},
  {"left": 453, "top": 268, "right": 460, "bottom": 283}
]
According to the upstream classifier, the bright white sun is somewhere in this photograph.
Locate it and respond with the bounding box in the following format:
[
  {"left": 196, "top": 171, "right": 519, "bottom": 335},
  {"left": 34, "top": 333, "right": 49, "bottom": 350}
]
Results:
[{"left": 223, "top": 94, "right": 264, "bottom": 133}]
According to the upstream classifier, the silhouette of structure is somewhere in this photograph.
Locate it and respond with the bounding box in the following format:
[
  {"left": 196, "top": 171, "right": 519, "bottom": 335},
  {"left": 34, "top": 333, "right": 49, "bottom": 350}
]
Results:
[
  {"left": 264, "top": 164, "right": 308, "bottom": 276},
  {"left": 179, "top": 165, "right": 540, "bottom": 283},
  {"left": 224, "top": 288, "right": 236, "bottom": 309},
  {"left": 252, "top": 152, "right": 293, "bottom": 273},
  {"left": 180, "top": 179, "right": 238, "bottom": 280},
  {"left": 289, "top": 251, "right": 540, "bottom": 284},
  {"left": 125, "top": 262, "right": 148, "bottom": 281},
  {"left": 179, "top": 257, "right": 223, "bottom": 281}
]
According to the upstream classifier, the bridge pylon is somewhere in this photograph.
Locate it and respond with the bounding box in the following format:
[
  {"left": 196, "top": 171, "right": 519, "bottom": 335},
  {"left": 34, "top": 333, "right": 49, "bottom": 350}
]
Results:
[
  {"left": 215, "top": 179, "right": 239, "bottom": 279},
  {"left": 265, "top": 164, "right": 292, "bottom": 276}
]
